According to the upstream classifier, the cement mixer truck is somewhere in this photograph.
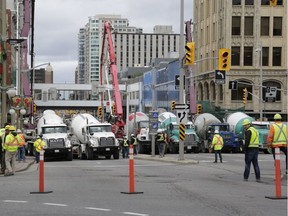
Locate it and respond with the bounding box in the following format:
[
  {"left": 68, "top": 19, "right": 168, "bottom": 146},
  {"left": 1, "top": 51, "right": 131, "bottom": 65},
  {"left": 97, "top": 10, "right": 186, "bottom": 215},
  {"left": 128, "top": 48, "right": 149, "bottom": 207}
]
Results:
[
  {"left": 127, "top": 112, "right": 150, "bottom": 154},
  {"left": 194, "top": 113, "right": 241, "bottom": 153},
  {"left": 36, "top": 110, "right": 73, "bottom": 161},
  {"left": 226, "top": 112, "right": 271, "bottom": 154},
  {"left": 158, "top": 112, "right": 200, "bottom": 154},
  {"left": 70, "top": 113, "right": 119, "bottom": 160}
]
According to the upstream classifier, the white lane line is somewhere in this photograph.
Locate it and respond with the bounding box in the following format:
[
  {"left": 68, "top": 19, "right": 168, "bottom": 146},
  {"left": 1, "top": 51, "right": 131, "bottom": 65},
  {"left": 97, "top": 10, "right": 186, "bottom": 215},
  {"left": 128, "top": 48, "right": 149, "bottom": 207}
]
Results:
[
  {"left": 43, "top": 203, "right": 68, "bottom": 207},
  {"left": 3, "top": 200, "right": 28, "bottom": 203},
  {"left": 85, "top": 207, "right": 111, "bottom": 211},
  {"left": 122, "top": 212, "right": 149, "bottom": 216}
]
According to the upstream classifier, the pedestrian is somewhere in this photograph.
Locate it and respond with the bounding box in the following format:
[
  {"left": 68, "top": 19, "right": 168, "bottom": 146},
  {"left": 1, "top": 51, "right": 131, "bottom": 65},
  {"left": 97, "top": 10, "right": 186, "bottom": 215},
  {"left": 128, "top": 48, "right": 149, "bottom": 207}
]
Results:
[
  {"left": 156, "top": 130, "right": 167, "bottom": 157},
  {"left": 121, "top": 135, "right": 129, "bottom": 159},
  {"left": 267, "top": 113, "right": 288, "bottom": 176},
  {"left": 242, "top": 119, "right": 261, "bottom": 182},
  {"left": 3, "top": 125, "right": 19, "bottom": 176},
  {"left": 130, "top": 134, "right": 137, "bottom": 155},
  {"left": 0, "top": 124, "right": 10, "bottom": 173},
  {"left": 17, "top": 129, "right": 26, "bottom": 162},
  {"left": 33, "top": 134, "right": 45, "bottom": 163},
  {"left": 212, "top": 130, "right": 224, "bottom": 163}
]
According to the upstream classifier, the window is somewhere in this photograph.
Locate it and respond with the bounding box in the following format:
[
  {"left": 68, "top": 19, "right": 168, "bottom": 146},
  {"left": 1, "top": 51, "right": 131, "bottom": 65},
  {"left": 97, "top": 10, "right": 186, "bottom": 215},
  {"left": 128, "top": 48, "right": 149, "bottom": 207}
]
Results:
[
  {"left": 232, "top": 47, "right": 240, "bottom": 66},
  {"left": 261, "top": 17, "right": 269, "bottom": 36},
  {"left": 232, "top": 17, "right": 241, "bottom": 35},
  {"left": 262, "top": 47, "right": 269, "bottom": 66},
  {"left": 273, "top": 17, "right": 282, "bottom": 36},
  {"left": 233, "top": 0, "right": 241, "bottom": 5},
  {"left": 244, "top": 47, "right": 253, "bottom": 66},
  {"left": 245, "top": 0, "right": 254, "bottom": 5},
  {"left": 272, "top": 47, "right": 281, "bottom": 66},
  {"left": 244, "top": 17, "right": 253, "bottom": 35},
  {"left": 261, "top": 0, "right": 269, "bottom": 5}
]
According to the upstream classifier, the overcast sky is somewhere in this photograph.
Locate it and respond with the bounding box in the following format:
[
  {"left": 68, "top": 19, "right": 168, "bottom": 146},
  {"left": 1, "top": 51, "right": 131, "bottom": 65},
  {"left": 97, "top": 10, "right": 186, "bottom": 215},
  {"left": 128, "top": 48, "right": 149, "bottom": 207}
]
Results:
[{"left": 33, "top": 0, "right": 193, "bottom": 83}]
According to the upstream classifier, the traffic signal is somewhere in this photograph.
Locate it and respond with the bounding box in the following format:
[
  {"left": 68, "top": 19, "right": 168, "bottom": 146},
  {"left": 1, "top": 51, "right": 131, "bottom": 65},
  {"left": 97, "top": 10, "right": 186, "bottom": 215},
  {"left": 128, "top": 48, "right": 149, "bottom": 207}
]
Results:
[
  {"left": 243, "top": 88, "right": 248, "bottom": 105},
  {"left": 270, "top": 0, "right": 277, "bottom": 6},
  {"left": 112, "top": 104, "right": 116, "bottom": 114},
  {"left": 185, "top": 42, "right": 195, "bottom": 65},
  {"left": 97, "top": 106, "right": 103, "bottom": 117},
  {"left": 196, "top": 104, "right": 202, "bottom": 114},
  {"left": 218, "top": 48, "right": 231, "bottom": 71},
  {"left": 171, "top": 100, "right": 176, "bottom": 111}
]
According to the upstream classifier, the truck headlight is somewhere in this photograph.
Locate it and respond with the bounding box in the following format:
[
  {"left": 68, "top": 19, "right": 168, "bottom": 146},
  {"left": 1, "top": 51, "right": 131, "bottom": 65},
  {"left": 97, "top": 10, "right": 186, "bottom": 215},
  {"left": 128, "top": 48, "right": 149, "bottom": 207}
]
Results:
[{"left": 66, "top": 140, "right": 72, "bottom": 148}]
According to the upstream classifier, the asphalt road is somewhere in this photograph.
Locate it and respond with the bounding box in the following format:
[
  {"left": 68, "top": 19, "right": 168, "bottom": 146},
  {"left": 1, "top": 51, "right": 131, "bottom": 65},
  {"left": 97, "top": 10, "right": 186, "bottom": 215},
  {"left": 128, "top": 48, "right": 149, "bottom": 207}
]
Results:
[{"left": 0, "top": 153, "right": 287, "bottom": 216}]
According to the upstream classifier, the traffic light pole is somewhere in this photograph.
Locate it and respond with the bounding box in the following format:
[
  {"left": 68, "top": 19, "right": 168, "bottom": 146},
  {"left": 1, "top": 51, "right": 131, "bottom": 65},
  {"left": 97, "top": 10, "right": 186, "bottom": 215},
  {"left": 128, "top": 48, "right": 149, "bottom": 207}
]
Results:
[{"left": 178, "top": 0, "right": 185, "bottom": 161}]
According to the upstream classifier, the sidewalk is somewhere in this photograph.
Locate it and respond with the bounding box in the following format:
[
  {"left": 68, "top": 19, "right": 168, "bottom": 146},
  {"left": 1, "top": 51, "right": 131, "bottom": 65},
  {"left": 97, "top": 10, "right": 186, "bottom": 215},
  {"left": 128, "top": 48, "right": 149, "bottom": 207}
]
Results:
[{"left": 0, "top": 156, "right": 35, "bottom": 175}]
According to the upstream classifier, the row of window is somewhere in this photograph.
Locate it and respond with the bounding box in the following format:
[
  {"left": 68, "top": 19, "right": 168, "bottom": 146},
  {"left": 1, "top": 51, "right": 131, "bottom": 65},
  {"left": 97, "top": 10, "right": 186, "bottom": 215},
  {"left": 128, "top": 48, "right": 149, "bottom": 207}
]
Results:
[
  {"left": 233, "top": 0, "right": 283, "bottom": 5},
  {"left": 231, "top": 46, "right": 281, "bottom": 66},
  {"left": 232, "top": 16, "right": 282, "bottom": 36}
]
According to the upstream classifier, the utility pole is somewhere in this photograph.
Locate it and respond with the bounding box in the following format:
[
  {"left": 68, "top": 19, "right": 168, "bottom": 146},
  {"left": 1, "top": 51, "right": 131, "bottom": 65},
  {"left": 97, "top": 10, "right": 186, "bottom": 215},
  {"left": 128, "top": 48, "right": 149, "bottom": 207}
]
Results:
[
  {"left": 1, "top": 0, "right": 7, "bottom": 125},
  {"left": 178, "top": 0, "right": 185, "bottom": 161}
]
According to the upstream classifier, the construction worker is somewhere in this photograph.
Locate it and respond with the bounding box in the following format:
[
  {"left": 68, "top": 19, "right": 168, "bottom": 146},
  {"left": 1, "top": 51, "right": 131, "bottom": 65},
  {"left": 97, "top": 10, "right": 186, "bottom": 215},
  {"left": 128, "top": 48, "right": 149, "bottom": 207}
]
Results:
[
  {"left": 33, "top": 134, "right": 45, "bottom": 163},
  {"left": 130, "top": 134, "right": 137, "bottom": 155},
  {"left": 156, "top": 130, "right": 167, "bottom": 157},
  {"left": 0, "top": 124, "right": 10, "bottom": 173},
  {"left": 242, "top": 119, "right": 261, "bottom": 182},
  {"left": 17, "top": 129, "right": 26, "bottom": 162},
  {"left": 267, "top": 113, "right": 288, "bottom": 175},
  {"left": 3, "top": 125, "right": 19, "bottom": 176},
  {"left": 121, "top": 135, "right": 129, "bottom": 159},
  {"left": 212, "top": 130, "right": 224, "bottom": 163}
]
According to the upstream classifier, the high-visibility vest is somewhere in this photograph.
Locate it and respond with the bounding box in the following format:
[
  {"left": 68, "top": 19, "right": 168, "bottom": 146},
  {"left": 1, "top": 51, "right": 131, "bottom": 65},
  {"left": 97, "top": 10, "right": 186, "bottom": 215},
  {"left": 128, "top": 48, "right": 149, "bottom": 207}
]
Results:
[
  {"left": 212, "top": 134, "right": 224, "bottom": 150},
  {"left": 131, "top": 137, "right": 137, "bottom": 145},
  {"left": 4, "top": 134, "right": 19, "bottom": 152},
  {"left": 17, "top": 134, "right": 26, "bottom": 146},
  {"left": 123, "top": 139, "right": 129, "bottom": 147},
  {"left": 33, "top": 138, "right": 45, "bottom": 153},
  {"left": 272, "top": 123, "right": 287, "bottom": 147},
  {"left": 157, "top": 133, "right": 165, "bottom": 142},
  {"left": 247, "top": 127, "right": 259, "bottom": 148}
]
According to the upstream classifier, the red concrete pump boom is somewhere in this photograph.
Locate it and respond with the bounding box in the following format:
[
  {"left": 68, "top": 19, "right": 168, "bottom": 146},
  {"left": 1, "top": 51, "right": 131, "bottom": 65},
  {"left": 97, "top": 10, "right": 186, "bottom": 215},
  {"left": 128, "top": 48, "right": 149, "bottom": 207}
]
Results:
[{"left": 100, "top": 21, "right": 125, "bottom": 138}]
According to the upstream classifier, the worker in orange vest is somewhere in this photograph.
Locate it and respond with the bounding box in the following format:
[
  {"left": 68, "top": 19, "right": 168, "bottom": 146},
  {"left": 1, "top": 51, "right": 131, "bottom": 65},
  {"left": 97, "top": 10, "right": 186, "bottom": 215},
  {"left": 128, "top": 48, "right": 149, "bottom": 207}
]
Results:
[
  {"left": 267, "top": 113, "right": 288, "bottom": 175},
  {"left": 17, "top": 129, "right": 26, "bottom": 162}
]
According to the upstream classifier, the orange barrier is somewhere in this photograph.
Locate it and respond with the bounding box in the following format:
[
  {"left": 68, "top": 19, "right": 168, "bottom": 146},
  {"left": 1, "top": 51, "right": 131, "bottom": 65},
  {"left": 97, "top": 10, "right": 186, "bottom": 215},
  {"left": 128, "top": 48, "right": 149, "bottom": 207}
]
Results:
[
  {"left": 121, "top": 145, "right": 143, "bottom": 195},
  {"left": 265, "top": 147, "right": 287, "bottom": 200},
  {"left": 30, "top": 150, "right": 53, "bottom": 194}
]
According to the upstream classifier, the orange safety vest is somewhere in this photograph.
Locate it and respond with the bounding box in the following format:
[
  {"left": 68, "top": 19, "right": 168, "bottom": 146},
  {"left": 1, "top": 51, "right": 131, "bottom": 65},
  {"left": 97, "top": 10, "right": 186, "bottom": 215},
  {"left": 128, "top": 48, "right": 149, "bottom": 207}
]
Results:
[{"left": 17, "top": 134, "right": 26, "bottom": 146}]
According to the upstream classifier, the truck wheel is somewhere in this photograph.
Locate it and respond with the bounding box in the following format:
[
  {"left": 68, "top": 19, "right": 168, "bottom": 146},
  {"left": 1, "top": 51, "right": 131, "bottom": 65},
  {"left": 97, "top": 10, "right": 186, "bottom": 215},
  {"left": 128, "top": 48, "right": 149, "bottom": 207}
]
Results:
[
  {"left": 66, "top": 151, "right": 73, "bottom": 161},
  {"left": 113, "top": 150, "right": 119, "bottom": 159},
  {"left": 86, "top": 147, "right": 94, "bottom": 160}
]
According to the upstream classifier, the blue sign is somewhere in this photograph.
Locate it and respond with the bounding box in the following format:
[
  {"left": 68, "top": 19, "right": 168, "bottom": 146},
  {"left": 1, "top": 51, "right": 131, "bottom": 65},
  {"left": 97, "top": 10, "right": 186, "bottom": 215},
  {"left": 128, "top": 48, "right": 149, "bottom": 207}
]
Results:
[
  {"left": 152, "top": 112, "right": 158, "bottom": 118},
  {"left": 152, "top": 122, "right": 158, "bottom": 129}
]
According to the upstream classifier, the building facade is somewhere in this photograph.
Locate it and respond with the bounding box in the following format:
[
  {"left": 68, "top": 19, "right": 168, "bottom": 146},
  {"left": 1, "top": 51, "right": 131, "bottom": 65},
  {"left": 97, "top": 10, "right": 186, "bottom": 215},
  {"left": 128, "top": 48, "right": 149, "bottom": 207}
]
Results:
[{"left": 193, "top": 0, "right": 287, "bottom": 120}]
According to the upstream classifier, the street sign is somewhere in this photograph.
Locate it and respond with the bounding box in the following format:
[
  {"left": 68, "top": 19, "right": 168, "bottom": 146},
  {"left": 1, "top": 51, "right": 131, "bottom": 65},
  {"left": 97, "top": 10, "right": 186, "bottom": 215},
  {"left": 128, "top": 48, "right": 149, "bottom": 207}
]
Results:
[
  {"left": 229, "top": 81, "right": 238, "bottom": 90},
  {"left": 149, "top": 111, "right": 159, "bottom": 133},
  {"left": 174, "top": 103, "right": 190, "bottom": 110},
  {"left": 179, "top": 123, "right": 185, "bottom": 141},
  {"left": 215, "top": 70, "right": 226, "bottom": 84},
  {"left": 265, "top": 86, "right": 277, "bottom": 102},
  {"left": 174, "top": 75, "right": 185, "bottom": 90},
  {"left": 176, "top": 110, "right": 188, "bottom": 124}
]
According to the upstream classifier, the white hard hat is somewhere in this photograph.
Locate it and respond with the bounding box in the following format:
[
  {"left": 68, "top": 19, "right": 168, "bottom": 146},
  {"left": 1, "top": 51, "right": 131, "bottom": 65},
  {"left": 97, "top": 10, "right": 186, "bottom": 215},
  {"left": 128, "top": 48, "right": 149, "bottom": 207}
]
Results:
[
  {"left": 214, "top": 130, "right": 219, "bottom": 134},
  {"left": 16, "top": 129, "right": 22, "bottom": 133}
]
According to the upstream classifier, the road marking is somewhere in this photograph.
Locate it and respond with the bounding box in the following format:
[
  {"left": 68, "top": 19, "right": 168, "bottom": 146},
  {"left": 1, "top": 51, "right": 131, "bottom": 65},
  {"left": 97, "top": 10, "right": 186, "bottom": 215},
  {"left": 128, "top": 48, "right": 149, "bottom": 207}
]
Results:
[
  {"left": 43, "top": 203, "right": 68, "bottom": 207},
  {"left": 85, "top": 207, "right": 111, "bottom": 211},
  {"left": 3, "top": 200, "right": 28, "bottom": 203},
  {"left": 122, "top": 212, "right": 149, "bottom": 216}
]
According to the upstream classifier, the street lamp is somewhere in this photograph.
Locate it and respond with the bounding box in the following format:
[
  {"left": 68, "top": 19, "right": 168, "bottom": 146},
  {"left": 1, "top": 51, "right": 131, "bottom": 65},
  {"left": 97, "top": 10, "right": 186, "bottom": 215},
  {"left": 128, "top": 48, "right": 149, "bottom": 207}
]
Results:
[{"left": 256, "top": 44, "right": 263, "bottom": 120}]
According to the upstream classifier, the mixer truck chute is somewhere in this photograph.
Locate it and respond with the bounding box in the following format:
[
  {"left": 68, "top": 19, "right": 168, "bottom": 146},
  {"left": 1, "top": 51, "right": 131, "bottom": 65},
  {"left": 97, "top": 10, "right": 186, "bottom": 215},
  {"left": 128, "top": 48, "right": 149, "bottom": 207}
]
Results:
[
  {"left": 70, "top": 113, "right": 119, "bottom": 160},
  {"left": 36, "top": 110, "right": 73, "bottom": 161}
]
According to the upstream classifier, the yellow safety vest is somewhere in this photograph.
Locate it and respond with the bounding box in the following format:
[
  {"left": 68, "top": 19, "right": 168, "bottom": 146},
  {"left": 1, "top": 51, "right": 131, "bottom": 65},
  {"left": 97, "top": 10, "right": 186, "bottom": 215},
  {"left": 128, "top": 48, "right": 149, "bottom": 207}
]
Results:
[
  {"left": 157, "top": 133, "right": 165, "bottom": 142},
  {"left": 272, "top": 123, "right": 288, "bottom": 147},
  {"left": 4, "top": 134, "right": 19, "bottom": 152},
  {"left": 123, "top": 139, "right": 129, "bottom": 147},
  {"left": 17, "top": 134, "right": 26, "bottom": 146},
  {"left": 34, "top": 138, "right": 45, "bottom": 153},
  {"left": 248, "top": 127, "right": 259, "bottom": 148},
  {"left": 212, "top": 134, "right": 224, "bottom": 150}
]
